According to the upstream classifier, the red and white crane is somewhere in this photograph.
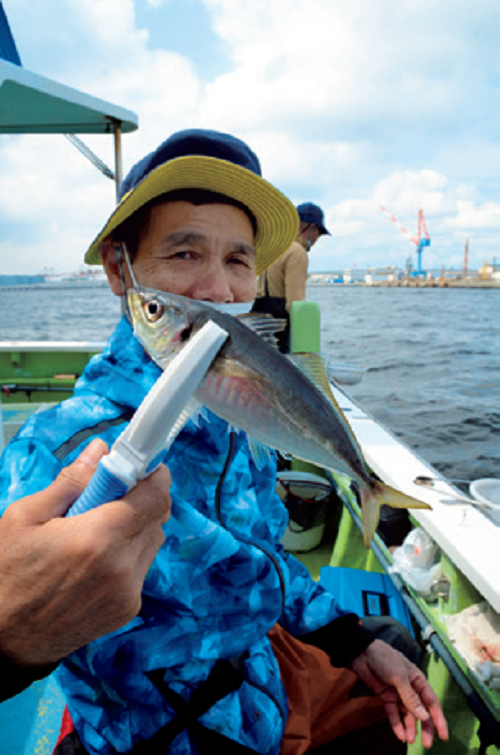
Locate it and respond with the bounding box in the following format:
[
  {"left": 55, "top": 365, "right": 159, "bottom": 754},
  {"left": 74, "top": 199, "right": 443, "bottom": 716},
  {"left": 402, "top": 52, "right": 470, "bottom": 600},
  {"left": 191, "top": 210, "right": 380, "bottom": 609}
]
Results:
[{"left": 380, "top": 206, "right": 430, "bottom": 274}]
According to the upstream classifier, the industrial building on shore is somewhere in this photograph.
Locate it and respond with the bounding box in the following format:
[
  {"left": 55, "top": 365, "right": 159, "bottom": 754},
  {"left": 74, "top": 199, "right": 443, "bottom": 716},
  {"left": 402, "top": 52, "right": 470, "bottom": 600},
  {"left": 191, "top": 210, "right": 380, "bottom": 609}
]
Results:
[{"left": 308, "top": 261, "right": 500, "bottom": 287}]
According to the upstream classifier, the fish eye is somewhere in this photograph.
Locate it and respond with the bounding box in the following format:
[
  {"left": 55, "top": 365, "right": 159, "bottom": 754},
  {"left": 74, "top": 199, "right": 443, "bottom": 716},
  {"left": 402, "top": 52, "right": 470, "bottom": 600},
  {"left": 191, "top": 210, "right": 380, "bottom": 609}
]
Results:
[{"left": 144, "top": 299, "right": 164, "bottom": 323}]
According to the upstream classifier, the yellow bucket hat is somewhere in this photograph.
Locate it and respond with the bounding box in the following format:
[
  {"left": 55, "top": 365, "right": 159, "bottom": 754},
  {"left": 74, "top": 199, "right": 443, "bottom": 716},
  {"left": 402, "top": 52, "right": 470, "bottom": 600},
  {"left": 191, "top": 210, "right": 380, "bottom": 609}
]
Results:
[{"left": 84, "top": 129, "right": 299, "bottom": 276}]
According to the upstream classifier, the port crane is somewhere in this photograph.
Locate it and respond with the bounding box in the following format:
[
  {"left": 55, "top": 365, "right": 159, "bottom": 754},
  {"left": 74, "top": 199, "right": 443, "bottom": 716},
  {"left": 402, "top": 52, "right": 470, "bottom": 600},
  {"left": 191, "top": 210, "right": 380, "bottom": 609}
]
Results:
[{"left": 380, "top": 206, "right": 430, "bottom": 275}]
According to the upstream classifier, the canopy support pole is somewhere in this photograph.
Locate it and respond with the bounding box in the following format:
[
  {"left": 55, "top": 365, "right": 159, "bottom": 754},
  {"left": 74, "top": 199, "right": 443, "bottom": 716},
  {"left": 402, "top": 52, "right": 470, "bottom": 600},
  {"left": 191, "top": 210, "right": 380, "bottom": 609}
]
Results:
[{"left": 113, "top": 119, "right": 123, "bottom": 202}]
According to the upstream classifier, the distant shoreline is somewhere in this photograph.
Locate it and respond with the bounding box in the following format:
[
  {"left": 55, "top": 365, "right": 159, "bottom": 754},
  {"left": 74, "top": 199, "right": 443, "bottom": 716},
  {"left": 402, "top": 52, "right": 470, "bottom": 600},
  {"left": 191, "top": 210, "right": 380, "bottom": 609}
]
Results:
[
  {"left": 1, "top": 279, "right": 499, "bottom": 291},
  {"left": 308, "top": 279, "right": 500, "bottom": 289},
  {"left": 0, "top": 281, "right": 109, "bottom": 290}
]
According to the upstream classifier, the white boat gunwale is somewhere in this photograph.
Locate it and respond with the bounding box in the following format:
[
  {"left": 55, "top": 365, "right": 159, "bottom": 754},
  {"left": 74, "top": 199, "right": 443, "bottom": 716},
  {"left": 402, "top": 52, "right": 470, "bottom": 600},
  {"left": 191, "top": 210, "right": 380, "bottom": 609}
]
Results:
[{"left": 333, "top": 383, "right": 500, "bottom": 614}]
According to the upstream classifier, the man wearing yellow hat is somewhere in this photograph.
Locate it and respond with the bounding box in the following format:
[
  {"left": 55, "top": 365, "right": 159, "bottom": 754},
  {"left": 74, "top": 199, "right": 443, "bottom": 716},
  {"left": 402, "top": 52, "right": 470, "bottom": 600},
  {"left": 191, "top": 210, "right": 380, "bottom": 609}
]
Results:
[{"left": 0, "top": 129, "right": 447, "bottom": 754}]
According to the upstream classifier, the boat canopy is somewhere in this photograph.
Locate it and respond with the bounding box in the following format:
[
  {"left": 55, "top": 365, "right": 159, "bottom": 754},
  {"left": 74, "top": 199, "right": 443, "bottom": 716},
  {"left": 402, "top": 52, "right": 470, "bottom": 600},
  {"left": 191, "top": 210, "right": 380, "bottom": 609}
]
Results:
[
  {"left": 0, "top": 58, "right": 138, "bottom": 135},
  {"left": 0, "top": 1, "right": 138, "bottom": 194}
]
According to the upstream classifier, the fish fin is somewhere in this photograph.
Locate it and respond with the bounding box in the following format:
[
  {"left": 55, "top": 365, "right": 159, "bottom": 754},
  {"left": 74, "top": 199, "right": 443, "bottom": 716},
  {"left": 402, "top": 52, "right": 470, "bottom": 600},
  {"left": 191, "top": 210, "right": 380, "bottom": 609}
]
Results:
[
  {"left": 236, "top": 313, "right": 287, "bottom": 349},
  {"left": 358, "top": 486, "right": 384, "bottom": 548},
  {"left": 289, "top": 352, "right": 368, "bottom": 462},
  {"left": 221, "top": 420, "right": 267, "bottom": 463},
  {"left": 190, "top": 403, "right": 210, "bottom": 427},
  {"left": 360, "top": 480, "right": 431, "bottom": 547},
  {"left": 287, "top": 353, "right": 344, "bottom": 411},
  {"left": 247, "top": 436, "right": 272, "bottom": 469},
  {"left": 164, "top": 397, "right": 203, "bottom": 445}
]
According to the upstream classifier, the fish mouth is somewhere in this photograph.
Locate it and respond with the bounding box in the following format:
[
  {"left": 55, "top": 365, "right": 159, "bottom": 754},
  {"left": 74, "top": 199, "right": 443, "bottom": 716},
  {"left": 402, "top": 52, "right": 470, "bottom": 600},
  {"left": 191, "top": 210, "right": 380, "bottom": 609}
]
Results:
[{"left": 173, "top": 324, "right": 194, "bottom": 345}]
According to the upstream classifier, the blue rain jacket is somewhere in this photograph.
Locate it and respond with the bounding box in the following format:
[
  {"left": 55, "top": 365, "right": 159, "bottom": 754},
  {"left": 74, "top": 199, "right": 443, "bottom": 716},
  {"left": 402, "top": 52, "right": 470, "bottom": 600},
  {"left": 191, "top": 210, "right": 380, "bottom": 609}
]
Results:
[{"left": 0, "top": 317, "right": 349, "bottom": 754}]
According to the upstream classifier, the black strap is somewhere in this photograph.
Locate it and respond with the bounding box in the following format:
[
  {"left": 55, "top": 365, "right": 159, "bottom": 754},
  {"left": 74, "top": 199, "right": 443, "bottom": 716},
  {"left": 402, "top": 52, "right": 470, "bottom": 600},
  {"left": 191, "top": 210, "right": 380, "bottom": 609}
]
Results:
[
  {"left": 254, "top": 274, "right": 287, "bottom": 318},
  {"left": 53, "top": 410, "right": 134, "bottom": 461},
  {"left": 251, "top": 273, "right": 290, "bottom": 352},
  {"left": 127, "top": 659, "right": 259, "bottom": 754}
]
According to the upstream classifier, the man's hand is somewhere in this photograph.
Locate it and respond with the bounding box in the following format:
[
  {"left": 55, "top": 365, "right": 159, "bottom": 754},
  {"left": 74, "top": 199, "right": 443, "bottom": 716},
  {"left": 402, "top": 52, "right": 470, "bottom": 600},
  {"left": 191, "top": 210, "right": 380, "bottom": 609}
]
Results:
[
  {"left": 0, "top": 438, "right": 171, "bottom": 668},
  {"left": 349, "top": 639, "right": 449, "bottom": 749}
]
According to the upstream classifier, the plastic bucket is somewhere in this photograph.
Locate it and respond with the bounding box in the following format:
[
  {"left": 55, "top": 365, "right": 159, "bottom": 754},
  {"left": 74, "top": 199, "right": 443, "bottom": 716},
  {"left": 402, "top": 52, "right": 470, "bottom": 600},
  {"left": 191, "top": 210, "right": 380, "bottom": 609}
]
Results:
[{"left": 277, "top": 471, "right": 335, "bottom": 552}]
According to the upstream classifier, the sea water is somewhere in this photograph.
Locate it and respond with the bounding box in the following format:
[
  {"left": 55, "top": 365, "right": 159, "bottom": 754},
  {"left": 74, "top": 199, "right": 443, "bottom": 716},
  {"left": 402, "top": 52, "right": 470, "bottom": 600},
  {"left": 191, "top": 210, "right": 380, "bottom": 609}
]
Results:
[
  {"left": 1, "top": 285, "right": 498, "bottom": 485},
  {"left": 313, "top": 286, "right": 500, "bottom": 485}
]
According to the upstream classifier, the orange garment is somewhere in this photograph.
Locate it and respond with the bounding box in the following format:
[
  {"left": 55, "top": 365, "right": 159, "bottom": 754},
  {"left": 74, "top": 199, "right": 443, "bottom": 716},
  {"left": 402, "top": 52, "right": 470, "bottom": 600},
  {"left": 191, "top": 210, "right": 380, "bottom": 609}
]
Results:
[{"left": 268, "top": 624, "right": 387, "bottom": 755}]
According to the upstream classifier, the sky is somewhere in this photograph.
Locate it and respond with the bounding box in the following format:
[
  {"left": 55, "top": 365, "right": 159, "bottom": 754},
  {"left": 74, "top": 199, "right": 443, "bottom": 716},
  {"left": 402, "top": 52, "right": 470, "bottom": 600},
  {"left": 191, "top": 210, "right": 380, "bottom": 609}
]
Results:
[{"left": 1, "top": 0, "right": 500, "bottom": 275}]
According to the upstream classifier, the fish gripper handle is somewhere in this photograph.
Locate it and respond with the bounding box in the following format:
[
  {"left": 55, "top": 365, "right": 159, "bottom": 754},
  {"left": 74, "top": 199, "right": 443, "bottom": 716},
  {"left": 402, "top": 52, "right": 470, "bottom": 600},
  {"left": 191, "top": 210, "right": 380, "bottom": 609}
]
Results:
[{"left": 67, "top": 462, "right": 130, "bottom": 516}]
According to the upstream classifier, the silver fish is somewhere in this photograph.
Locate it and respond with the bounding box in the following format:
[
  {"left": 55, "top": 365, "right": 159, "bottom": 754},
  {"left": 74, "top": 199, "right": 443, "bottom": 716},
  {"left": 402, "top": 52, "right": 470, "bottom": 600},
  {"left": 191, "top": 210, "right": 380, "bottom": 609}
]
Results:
[{"left": 128, "top": 286, "right": 430, "bottom": 546}]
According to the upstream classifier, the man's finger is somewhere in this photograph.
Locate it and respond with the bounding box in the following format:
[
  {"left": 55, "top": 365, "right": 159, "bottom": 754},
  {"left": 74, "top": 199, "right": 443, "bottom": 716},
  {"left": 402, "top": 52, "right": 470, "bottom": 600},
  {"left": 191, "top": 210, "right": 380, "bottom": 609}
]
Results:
[
  {"left": 50, "top": 438, "right": 110, "bottom": 516},
  {"left": 20, "top": 439, "right": 109, "bottom": 521},
  {"left": 394, "top": 673, "right": 448, "bottom": 745},
  {"left": 416, "top": 679, "right": 449, "bottom": 742},
  {"left": 390, "top": 670, "right": 431, "bottom": 722},
  {"left": 383, "top": 700, "right": 407, "bottom": 743},
  {"left": 402, "top": 706, "right": 417, "bottom": 745},
  {"left": 125, "top": 465, "right": 171, "bottom": 525},
  {"left": 88, "top": 464, "right": 172, "bottom": 536},
  {"left": 420, "top": 717, "right": 436, "bottom": 749}
]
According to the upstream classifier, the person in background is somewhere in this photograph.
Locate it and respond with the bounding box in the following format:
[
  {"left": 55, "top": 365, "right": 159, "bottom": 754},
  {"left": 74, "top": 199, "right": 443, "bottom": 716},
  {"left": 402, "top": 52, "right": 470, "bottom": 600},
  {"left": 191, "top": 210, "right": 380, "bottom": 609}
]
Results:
[
  {"left": 253, "top": 201, "right": 330, "bottom": 351},
  {"left": 0, "top": 129, "right": 447, "bottom": 754},
  {"left": 0, "top": 438, "right": 170, "bottom": 702}
]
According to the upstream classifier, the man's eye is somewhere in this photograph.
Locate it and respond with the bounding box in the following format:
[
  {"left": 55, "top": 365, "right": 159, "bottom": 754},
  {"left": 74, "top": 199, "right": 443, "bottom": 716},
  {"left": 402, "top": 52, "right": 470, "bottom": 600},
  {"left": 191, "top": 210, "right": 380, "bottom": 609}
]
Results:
[
  {"left": 172, "top": 250, "right": 195, "bottom": 260},
  {"left": 228, "top": 256, "right": 250, "bottom": 267}
]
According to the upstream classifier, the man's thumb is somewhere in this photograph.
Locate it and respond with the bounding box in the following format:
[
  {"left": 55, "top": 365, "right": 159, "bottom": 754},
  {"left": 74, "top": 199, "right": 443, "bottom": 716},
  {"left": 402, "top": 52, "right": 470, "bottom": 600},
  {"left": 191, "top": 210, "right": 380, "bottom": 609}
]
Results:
[{"left": 24, "top": 439, "right": 109, "bottom": 521}]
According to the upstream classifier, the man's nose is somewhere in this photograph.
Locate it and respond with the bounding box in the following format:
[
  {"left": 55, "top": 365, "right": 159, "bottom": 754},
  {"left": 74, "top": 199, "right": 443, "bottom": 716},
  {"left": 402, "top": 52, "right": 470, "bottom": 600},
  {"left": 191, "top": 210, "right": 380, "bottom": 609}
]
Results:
[{"left": 191, "top": 264, "right": 234, "bottom": 303}]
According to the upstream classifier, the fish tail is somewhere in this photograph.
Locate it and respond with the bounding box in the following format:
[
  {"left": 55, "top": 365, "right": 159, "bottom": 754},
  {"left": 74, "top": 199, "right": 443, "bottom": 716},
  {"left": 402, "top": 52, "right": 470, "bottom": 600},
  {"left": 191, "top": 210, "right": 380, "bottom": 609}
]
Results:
[
  {"left": 359, "top": 480, "right": 431, "bottom": 547},
  {"left": 377, "top": 481, "right": 431, "bottom": 511}
]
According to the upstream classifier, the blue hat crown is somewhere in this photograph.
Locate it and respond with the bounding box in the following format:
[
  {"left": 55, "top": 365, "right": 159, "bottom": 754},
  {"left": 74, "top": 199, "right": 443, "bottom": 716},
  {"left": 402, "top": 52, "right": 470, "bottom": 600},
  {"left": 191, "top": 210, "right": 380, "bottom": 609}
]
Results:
[
  {"left": 120, "top": 129, "right": 262, "bottom": 200},
  {"left": 296, "top": 202, "right": 331, "bottom": 235}
]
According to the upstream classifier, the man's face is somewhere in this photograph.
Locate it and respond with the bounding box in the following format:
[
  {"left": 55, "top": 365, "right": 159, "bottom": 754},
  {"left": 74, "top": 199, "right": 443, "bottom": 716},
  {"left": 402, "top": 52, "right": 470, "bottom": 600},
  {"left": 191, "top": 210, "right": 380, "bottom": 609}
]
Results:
[
  {"left": 104, "top": 200, "right": 257, "bottom": 303},
  {"left": 306, "top": 225, "right": 321, "bottom": 249}
]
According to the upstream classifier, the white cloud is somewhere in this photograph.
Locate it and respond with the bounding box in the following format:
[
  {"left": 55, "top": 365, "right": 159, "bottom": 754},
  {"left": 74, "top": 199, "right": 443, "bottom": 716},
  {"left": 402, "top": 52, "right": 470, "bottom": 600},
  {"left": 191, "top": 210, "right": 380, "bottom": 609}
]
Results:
[
  {"left": 376, "top": 171, "right": 448, "bottom": 214},
  {"left": 449, "top": 200, "right": 500, "bottom": 230},
  {"left": 1, "top": 0, "right": 500, "bottom": 274},
  {"left": 308, "top": 168, "right": 500, "bottom": 272},
  {"left": 0, "top": 134, "right": 116, "bottom": 273},
  {"left": 201, "top": 0, "right": 500, "bottom": 134}
]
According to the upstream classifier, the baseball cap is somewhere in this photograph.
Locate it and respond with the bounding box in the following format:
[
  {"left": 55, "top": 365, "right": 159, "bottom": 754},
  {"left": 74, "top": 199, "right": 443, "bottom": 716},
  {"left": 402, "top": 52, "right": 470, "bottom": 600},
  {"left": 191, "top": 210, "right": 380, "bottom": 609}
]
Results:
[{"left": 297, "top": 202, "right": 331, "bottom": 235}]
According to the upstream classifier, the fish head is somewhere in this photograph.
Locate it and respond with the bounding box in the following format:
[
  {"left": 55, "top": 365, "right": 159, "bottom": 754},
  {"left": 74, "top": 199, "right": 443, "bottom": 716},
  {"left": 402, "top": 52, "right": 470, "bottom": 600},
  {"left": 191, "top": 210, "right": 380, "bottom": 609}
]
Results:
[{"left": 127, "top": 286, "right": 209, "bottom": 367}]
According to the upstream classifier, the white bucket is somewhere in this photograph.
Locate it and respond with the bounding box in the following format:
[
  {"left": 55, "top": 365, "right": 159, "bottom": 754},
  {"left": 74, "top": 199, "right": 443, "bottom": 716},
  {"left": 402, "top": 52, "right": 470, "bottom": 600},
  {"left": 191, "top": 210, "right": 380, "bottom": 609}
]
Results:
[
  {"left": 469, "top": 478, "right": 500, "bottom": 523},
  {"left": 277, "top": 471, "right": 334, "bottom": 553}
]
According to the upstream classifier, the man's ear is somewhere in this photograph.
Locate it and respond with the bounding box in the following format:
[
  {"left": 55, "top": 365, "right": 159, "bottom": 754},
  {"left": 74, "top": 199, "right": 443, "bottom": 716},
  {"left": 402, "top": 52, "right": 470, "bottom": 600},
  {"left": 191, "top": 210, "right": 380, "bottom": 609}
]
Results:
[{"left": 101, "top": 239, "right": 125, "bottom": 297}]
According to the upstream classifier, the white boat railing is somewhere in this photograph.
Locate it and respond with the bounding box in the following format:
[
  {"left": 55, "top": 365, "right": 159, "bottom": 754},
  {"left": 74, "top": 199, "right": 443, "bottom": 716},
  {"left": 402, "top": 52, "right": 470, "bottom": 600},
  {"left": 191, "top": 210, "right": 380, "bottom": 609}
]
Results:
[{"left": 0, "top": 341, "right": 105, "bottom": 352}]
